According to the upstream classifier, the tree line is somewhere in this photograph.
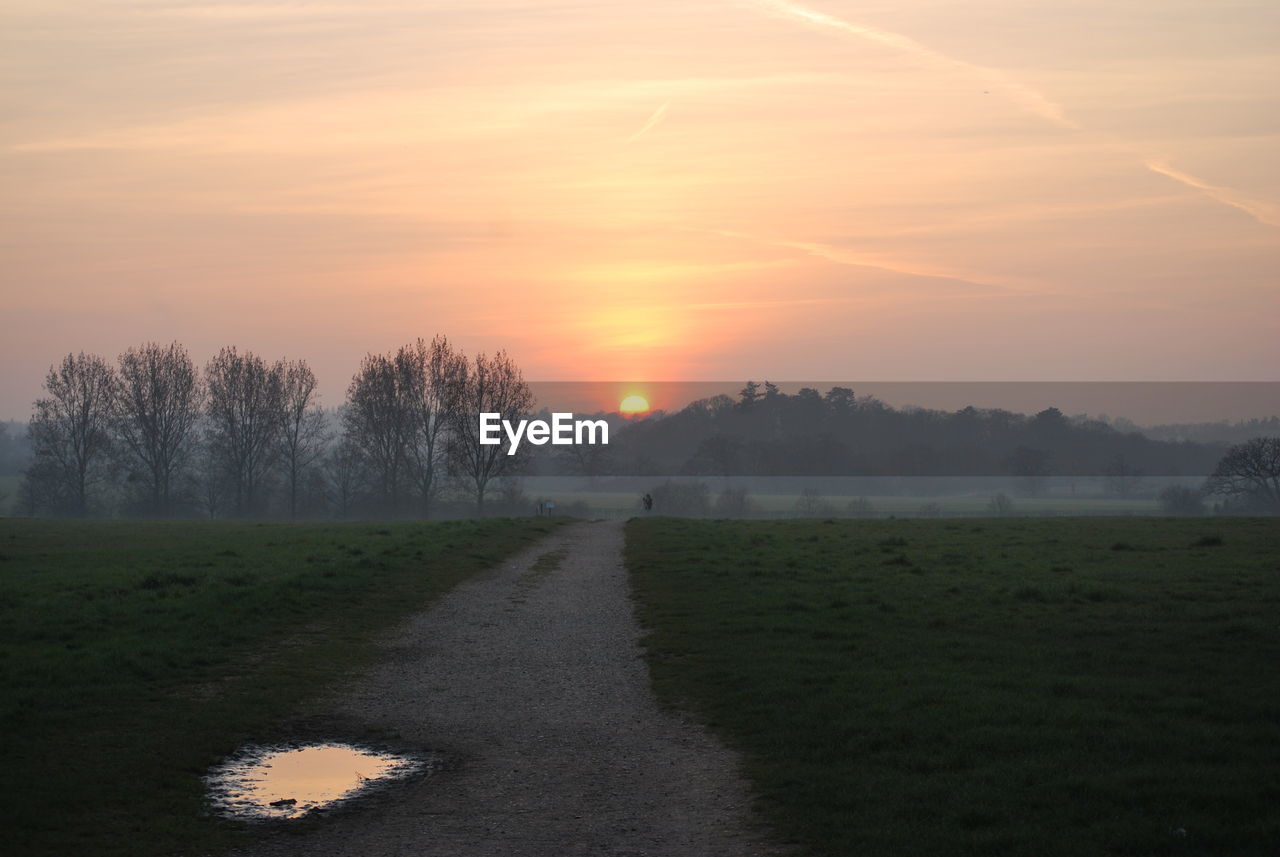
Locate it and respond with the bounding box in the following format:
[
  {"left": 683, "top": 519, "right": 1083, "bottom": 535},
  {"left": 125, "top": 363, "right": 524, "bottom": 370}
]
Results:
[
  {"left": 19, "top": 338, "right": 531, "bottom": 518},
  {"left": 581, "top": 382, "right": 1228, "bottom": 484},
  {"left": 533, "top": 381, "right": 1277, "bottom": 513}
]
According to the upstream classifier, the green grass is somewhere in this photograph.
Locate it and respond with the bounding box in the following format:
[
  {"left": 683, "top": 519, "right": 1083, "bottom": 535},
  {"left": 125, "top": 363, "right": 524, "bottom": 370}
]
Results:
[
  {"left": 626, "top": 516, "right": 1280, "bottom": 856},
  {"left": 0, "top": 516, "right": 562, "bottom": 857}
]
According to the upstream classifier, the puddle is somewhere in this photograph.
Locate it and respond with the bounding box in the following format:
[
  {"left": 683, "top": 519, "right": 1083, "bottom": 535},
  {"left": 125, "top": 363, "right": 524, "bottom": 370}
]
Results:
[{"left": 206, "top": 742, "right": 425, "bottom": 820}]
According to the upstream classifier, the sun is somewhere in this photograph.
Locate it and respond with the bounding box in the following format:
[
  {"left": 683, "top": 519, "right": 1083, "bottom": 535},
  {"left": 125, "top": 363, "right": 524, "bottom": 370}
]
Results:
[{"left": 619, "top": 394, "right": 650, "bottom": 415}]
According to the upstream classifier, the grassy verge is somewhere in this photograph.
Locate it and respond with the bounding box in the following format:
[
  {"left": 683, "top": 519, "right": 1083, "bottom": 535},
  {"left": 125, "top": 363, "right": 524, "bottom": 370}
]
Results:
[
  {"left": 0, "top": 516, "right": 562, "bottom": 857},
  {"left": 626, "top": 516, "right": 1280, "bottom": 856}
]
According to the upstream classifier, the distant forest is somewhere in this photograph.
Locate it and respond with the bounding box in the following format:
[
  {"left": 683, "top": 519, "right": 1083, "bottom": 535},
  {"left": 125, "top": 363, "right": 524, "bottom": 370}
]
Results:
[
  {"left": 533, "top": 382, "right": 1233, "bottom": 481},
  {"left": 8, "top": 347, "right": 1278, "bottom": 519}
]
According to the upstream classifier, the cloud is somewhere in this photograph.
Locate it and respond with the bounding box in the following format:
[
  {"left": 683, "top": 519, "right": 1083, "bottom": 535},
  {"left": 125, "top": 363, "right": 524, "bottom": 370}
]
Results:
[
  {"left": 1144, "top": 159, "right": 1280, "bottom": 228},
  {"left": 751, "top": 0, "right": 1078, "bottom": 129},
  {"left": 706, "top": 229, "right": 1045, "bottom": 293},
  {"left": 627, "top": 102, "right": 670, "bottom": 143},
  {"left": 748, "top": 0, "right": 1279, "bottom": 231}
]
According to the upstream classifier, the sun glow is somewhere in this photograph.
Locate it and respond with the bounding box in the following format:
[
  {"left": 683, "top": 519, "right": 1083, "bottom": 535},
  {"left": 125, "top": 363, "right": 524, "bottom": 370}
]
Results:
[{"left": 619, "top": 394, "right": 650, "bottom": 414}]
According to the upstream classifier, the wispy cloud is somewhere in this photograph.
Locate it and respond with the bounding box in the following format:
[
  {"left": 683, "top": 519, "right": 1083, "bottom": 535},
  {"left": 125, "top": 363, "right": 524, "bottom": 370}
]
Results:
[
  {"left": 751, "top": 0, "right": 1077, "bottom": 129},
  {"left": 1144, "top": 159, "right": 1280, "bottom": 228},
  {"left": 748, "top": 0, "right": 1279, "bottom": 230},
  {"left": 627, "top": 102, "right": 670, "bottom": 143},
  {"left": 706, "top": 229, "right": 1044, "bottom": 293}
]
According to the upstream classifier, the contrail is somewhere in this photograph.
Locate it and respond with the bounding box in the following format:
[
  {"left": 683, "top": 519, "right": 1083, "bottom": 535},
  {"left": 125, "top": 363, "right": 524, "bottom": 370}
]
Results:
[
  {"left": 627, "top": 102, "right": 670, "bottom": 143},
  {"left": 1144, "top": 159, "right": 1280, "bottom": 228},
  {"left": 706, "top": 229, "right": 1044, "bottom": 293},
  {"left": 748, "top": 0, "right": 1279, "bottom": 230},
  {"left": 751, "top": 0, "right": 1076, "bottom": 129}
]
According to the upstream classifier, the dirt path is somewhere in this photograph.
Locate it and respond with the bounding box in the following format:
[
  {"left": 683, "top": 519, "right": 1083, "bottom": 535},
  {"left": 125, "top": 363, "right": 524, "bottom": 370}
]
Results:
[{"left": 235, "top": 520, "right": 781, "bottom": 857}]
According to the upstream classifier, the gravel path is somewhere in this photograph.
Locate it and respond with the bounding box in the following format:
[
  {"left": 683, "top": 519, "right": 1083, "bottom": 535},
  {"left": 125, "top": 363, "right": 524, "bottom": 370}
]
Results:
[{"left": 235, "top": 520, "right": 782, "bottom": 857}]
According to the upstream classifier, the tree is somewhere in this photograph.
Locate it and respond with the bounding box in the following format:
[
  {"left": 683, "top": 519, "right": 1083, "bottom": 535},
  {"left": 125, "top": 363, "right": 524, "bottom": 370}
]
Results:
[
  {"left": 343, "top": 351, "right": 414, "bottom": 513},
  {"left": 1203, "top": 437, "right": 1280, "bottom": 513},
  {"left": 1103, "top": 453, "right": 1144, "bottom": 499},
  {"left": 25, "top": 352, "right": 117, "bottom": 515},
  {"left": 650, "top": 479, "right": 710, "bottom": 516},
  {"left": 1157, "top": 484, "right": 1205, "bottom": 516},
  {"left": 1008, "top": 445, "right": 1052, "bottom": 497},
  {"left": 683, "top": 433, "right": 742, "bottom": 477},
  {"left": 115, "top": 342, "right": 203, "bottom": 515},
  {"left": 713, "top": 485, "right": 753, "bottom": 517},
  {"left": 793, "top": 487, "right": 833, "bottom": 517},
  {"left": 988, "top": 493, "right": 1015, "bottom": 516},
  {"left": 450, "top": 349, "right": 534, "bottom": 515},
  {"left": 205, "top": 347, "right": 284, "bottom": 516},
  {"left": 325, "top": 432, "right": 365, "bottom": 519},
  {"left": 400, "top": 336, "right": 466, "bottom": 517},
  {"left": 277, "top": 359, "right": 328, "bottom": 518}
]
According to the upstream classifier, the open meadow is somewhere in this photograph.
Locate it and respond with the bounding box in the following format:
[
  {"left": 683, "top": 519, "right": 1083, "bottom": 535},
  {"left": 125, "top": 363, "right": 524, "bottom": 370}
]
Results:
[
  {"left": 627, "top": 516, "right": 1280, "bottom": 857},
  {"left": 0, "top": 516, "right": 561, "bottom": 857}
]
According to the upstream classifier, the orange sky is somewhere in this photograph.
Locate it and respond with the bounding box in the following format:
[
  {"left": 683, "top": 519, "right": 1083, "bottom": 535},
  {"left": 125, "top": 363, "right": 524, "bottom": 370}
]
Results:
[{"left": 2, "top": 0, "right": 1278, "bottom": 417}]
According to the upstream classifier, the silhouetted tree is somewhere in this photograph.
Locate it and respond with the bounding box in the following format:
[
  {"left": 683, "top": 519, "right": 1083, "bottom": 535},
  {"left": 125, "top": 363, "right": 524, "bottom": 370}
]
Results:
[
  {"left": 1103, "top": 453, "right": 1144, "bottom": 499},
  {"left": 1158, "top": 484, "right": 1205, "bottom": 516},
  {"left": 450, "top": 349, "right": 534, "bottom": 515},
  {"left": 794, "top": 487, "right": 833, "bottom": 517},
  {"left": 277, "top": 358, "right": 328, "bottom": 518},
  {"left": 1204, "top": 437, "right": 1280, "bottom": 513},
  {"left": 713, "top": 485, "right": 753, "bottom": 517},
  {"left": 684, "top": 433, "right": 741, "bottom": 477},
  {"left": 114, "top": 342, "right": 202, "bottom": 515},
  {"left": 326, "top": 433, "right": 365, "bottom": 519},
  {"left": 650, "top": 479, "right": 710, "bottom": 516},
  {"left": 1008, "top": 446, "right": 1053, "bottom": 496},
  {"left": 205, "top": 347, "right": 284, "bottom": 516},
  {"left": 400, "top": 336, "right": 466, "bottom": 517},
  {"left": 25, "top": 352, "right": 116, "bottom": 515},
  {"left": 343, "top": 351, "right": 414, "bottom": 513}
]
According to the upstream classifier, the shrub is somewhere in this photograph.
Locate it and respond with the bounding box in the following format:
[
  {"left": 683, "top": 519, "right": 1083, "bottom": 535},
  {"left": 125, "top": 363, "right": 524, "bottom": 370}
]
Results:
[
  {"left": 988, "top": 493, "right": 1015, "bottom": 516},
  {"left": 650, "top": 480, "right": 711, "bottom": 517},
  {"left": 846, "top": 497, "right": 876, "bottom": 518},
  {"left": 1158, "top": 484, "right": 1205, "bottom": 516},
  {"left": 713, "top": 485, "right": 753, "bottom": 518}
]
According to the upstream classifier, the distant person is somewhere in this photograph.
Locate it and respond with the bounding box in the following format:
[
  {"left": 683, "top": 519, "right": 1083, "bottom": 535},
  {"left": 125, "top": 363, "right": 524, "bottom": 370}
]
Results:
[{"left": 642, "top": 493, "right": 653, "bottom": 513}]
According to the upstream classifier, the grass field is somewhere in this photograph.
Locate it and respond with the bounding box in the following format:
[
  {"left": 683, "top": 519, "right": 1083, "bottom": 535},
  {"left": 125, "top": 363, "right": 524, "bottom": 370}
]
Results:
[
  {"left": 627, "top": 516, "right": 1280, "bottom": 856},
  {"left": 0, "top": 516, "right": 561, "bottom": 857}
]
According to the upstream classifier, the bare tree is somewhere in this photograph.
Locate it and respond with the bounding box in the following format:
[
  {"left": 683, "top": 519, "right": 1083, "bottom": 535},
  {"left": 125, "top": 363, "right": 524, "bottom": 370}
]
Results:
[
  {"left": 400, "top": 336, "right": 466, "bottom": 517},
  {"left": 1008, "top": 445, "right": 1052, "bottom": 497},
  {"left": 205, "top": 347, "right": 284, "bottom": 516},
  {"left": 191, "top": 433, "right": 230, "bottom": 519},
  {"left": 115, "top": 342, "right": 202, "bottom": 515},
  {"left": 343, "top": 352, "right": 414, "bottom": 512},
  {"left": 1204, "top": 437, "right": 1280, "bottom": 513},
  {"left": 326, "top": 430, "right": 365, "bottom": 519},
  {"left": 450, "top": 349, "right": 534, "bottom": 516},
  {"left": 277, "top": 358, "right": 329, "bottom": 518},
  {"left": 1103, "top": 453, "right": 1144, "bottom": 499},
  {"left": 25, "top": 352, "right": 117, "bottom": 516}
]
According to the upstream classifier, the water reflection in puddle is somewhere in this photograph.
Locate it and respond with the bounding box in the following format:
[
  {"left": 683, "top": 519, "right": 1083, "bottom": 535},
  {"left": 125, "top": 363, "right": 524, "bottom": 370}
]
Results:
[{"left": 206, "top": 743, "right": 424, "bottom": 819}]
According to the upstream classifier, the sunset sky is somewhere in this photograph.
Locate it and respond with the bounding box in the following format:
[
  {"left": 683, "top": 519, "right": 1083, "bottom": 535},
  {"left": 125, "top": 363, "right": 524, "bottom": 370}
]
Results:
[{"left": 3, "top": 0, "right": 1278, "bottom": 418}]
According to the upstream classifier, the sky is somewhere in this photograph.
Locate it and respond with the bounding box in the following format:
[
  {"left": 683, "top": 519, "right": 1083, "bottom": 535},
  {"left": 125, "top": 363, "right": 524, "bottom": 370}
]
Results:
[{"left": 2, "top": 0, "right": 1278, "bottom": 418}]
